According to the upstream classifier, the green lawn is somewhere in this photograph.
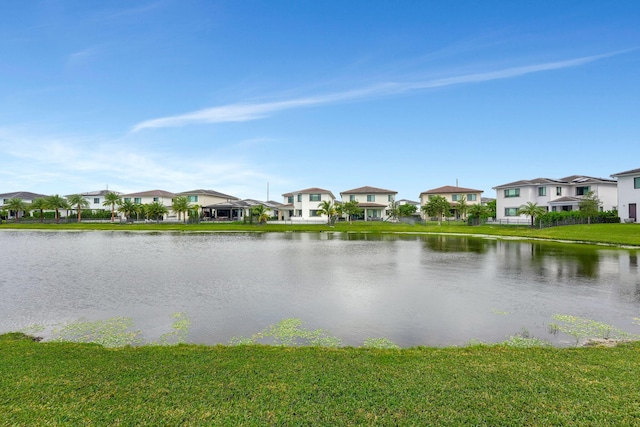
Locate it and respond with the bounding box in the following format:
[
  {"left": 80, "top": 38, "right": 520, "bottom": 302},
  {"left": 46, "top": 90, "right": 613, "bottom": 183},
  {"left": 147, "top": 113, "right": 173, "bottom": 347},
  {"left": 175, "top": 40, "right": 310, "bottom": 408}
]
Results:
[
  {"left": 2, "top": 221, "right": 640, "bottom": 246},
  {"left": 2, "top": 333, "right": 640, "bottom": 426}
]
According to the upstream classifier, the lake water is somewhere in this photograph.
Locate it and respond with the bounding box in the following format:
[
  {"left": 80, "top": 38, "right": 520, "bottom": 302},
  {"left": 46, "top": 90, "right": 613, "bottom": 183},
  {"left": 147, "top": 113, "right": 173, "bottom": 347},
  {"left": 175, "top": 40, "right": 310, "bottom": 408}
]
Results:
[{"left": 1, "top": 230, "right": 639, "bottom": 347}]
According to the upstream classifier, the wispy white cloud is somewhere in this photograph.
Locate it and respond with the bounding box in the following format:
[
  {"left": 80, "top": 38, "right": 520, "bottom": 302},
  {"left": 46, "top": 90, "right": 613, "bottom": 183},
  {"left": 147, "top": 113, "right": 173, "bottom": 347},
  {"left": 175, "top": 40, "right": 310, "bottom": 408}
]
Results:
[{"left": 132, "top": 51, "right": 621, "bottom": 132}]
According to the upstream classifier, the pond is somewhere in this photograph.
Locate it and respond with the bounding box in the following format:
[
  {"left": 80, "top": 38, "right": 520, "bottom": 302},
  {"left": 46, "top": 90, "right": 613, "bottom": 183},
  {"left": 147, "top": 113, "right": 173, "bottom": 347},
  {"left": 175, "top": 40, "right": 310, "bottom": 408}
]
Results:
[{"left": 1, "top": 230, "right": 639, "bottom": 347}]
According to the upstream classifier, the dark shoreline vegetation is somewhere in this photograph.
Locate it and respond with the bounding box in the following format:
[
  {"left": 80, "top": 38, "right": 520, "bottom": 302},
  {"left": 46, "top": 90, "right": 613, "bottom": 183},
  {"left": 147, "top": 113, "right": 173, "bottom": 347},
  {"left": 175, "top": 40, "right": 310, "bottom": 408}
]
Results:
[
  {"left": 2, "top": 221, "right": 640, "bottom": 247},
  {"left": 2, "top": 332, "right": 640, "bottom": 425}
]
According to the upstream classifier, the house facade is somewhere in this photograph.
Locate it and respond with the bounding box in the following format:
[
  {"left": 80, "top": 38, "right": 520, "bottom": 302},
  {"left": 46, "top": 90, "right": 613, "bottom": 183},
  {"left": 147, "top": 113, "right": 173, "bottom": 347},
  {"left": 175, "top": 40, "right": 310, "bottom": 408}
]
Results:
[
  {"left": 0, "top": 191, "right": 49, "bottom": 219},
  {"left": 339, "top": 186, "right": 397, "bottom": 221},
  {"left": 493, "top": 175, "right": 618, "bottom": 222},
  {"left": 206, "top": 199, "right": 283, "bottom": 221},
  {"left": 178, "top": 189, "right": 240, "bottom": 220},
  {"left": 611, "top": 168, "right": 640, "bottom": 223},
  {"left": 419, "top": 185, "right": 484, "bottom": 220},
  {"left": 280, "top": 188, "right": 336, "bottom": 221},
  {"left": 68, "top": 190, "right": 121, "bottom": 212},
  {"left": 120, "top": 189, "right": 177, "bottom": 220}
]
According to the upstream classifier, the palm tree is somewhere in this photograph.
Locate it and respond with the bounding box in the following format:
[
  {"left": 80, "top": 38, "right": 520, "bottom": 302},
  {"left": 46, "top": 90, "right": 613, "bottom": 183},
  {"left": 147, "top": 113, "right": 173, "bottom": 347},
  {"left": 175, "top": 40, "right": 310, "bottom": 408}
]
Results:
[
  {"left": 66, "top": 194, "right": 90, "bottom": 222},
  {"left": 172, "top": 196, "right": 190, "bottom": 223},
  {"left": 5, "top": 198, "right": 30, "bottom": 222},
  {"left": 251, "top": 204, "right": 271, "bottom": 224},
  {"left": 517, "top": 202, "right": 546, "bottom": 227},
  {"left": 421, "top": 196, "right": 451, "bottom": 225},
  {"left": 189, "top": 204, "right": 201, "bottom": 224},
  {"left": 317, "top": 200, "right": 336, "bottom": 225},
  {"left": 30, "top": 198, "right": 48, "bottom": 223},
  {"left": 144, "top": 202, "right": 168, "bottom": 223},
  {"left": 456, "top": 196, "right": 468, "bottom": 221},
  {"left": 117, "top": 199, "right": 138, "bottom": 222},
  {"left": 45, "top": 195, "right": 69, "bottom": 223},
  {"left": 102, "top": 192, "right": 122, "bottom": 223},
  {"left": 467, "top": 204, "right": 489, "bottom": 225}
]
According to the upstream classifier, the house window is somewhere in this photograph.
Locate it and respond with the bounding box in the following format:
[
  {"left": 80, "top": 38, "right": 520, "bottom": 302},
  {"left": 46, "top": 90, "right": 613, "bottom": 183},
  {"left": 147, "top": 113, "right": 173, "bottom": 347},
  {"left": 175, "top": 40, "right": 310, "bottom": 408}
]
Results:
[
  {"left": 467, "top": 194, "right": 477, "bottom": 201},
  {"left": 187, "top": 196, "right": 198, "bottom": 202},
  {"left": 505, "top": 208, "right": 518, "bottom": 216},
  {"left": 634, "top": 177, "right": 640, "bottom": 189},
  {"left": 388, "top": 195, "right": 394, "bottom": 202},
  {"left": 309, "top": 194, "right": 321, "bottom": 202},
  {"left": 2, "top": 199, "right": 8, "bottom": 204},
  {"left": 153, "top": 197, "right": 159, "bottom": 202},
  {"left": 367, "top": 195, "right": 375, "bottom": 202},
  {"left": 309, "top": 210, "right": 319, "bottom": 217},
  {"left": 504, "top": 189, "right": 520, "bottom": 198},
  {"left": 94, "top": 198, "right": 100, "bottom": 204},
  {"left": 350, "top": 195, "right": 356, "bottom": 201},
  {"left": 538, "top": 187, "right": 546, "bottom": 196},
  {"left": 576, "top": 186, "right": 590, "bottom": 196},
  {"left": 297, "top": 194, "right": 302, "bottom": 202},
  {"left": 124, "top": 198, "right": 131, "bottom": 203},
  {"left": 134, "top": 198, "right": 142, "bottom": 204},
  {"left": 452, "top": 194, "right": 460, "bottom": 201},
  {"left": 556, "top": 187, "right": 562, "bottom": 196},
  {"left": 287, "top": 196, "right": 294, "bottom": 204}
]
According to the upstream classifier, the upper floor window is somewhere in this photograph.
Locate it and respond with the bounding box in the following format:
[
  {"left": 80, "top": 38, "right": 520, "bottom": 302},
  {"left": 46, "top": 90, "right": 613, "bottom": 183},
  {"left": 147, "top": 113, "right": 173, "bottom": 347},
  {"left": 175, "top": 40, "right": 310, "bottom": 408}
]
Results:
[
  {"left": 153, "top": 197, "right": 159, "bottom": 202},
  {"left": 367, "top": 195, "right": 375, "bottom": 202},
  {"left": 452, "top": 194, "right": 460, "bottom": 201},
  {"left": 287, "top": 196, "right": 294, "bottom": 204},
  {"left": 93, "top": 198, "right": 100, "bottom": 204},
  {"left": 576, "top": 186, "right": 590, "bottom": 196},
  {"left": 634, "top": 177, "right": 640, "bottom": 189},
  {"left": 187, "top": 195, "right": 198, "bottom": 202},
  {"left": 309, "top": 194, "right": 321, "bottom": 202},
  {"left": 297, "top": 194, "right": 302, "bottom": 202},
  {"left": 134, "top": 198, "right": 142, "bottom": 204},
  {"left": 124, "top": 198, "right": 131, "bottom": 203},
  {"left": 504, "top": 188, "right": 520, "bottom": 198},
  {"left": 467, "top": 194, "right": 477, "bottom": 201},
  {"left": 388, "top": 195, "right": 394, "bottom": 202},
  {"left": 556, "top": 187, "right": 562, "bottom": 196},
  {"left": 538, "top": 187, "right": 546, "bottom": 196},
  {"left": 349, "top": 195, "right": 356, "bottom": 202}
]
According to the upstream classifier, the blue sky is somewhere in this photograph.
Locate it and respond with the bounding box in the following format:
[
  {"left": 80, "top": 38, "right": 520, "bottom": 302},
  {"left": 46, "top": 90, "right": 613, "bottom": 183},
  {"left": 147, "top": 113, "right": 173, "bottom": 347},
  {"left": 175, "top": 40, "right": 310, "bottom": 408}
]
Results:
[{"left": 1, "top": 1, "right": 639, "bottom": 201}]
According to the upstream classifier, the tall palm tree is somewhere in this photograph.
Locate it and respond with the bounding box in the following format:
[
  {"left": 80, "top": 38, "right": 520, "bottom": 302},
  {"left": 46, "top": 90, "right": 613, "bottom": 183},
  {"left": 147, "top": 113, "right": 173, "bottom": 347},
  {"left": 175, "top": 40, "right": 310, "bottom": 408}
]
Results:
[
  {"left": 45, "top": 195, "right": 69, "bottom": 223},
  {"left": 102, "top": 192, "right": 121, "bottom": 223},
  {"left": 317, "top": 200, "right": 336, "bottom": 225},
  {"left": 144, "top": 201, "right": 168, "bottom": 223},
  {"left": 422, "top": 196, "right": 451, "bottom": 225},
  {"left": 5, "top": 198, "right": 30, "bottom": 222},
  {"left": 251, "top": 204, "right": 271, "bottom": 224},
  {"left": 117, "top": 199, "right": 138, "bottom": 222},
  {"left": 66, "top": 194, "right": 90, "bottom": 222},
  {"left": 517, "top": 202, "right": 546, "bottom": 227},
  {"left": 30, "top": 198, "right": 48, "bottom": 223},
  {"left": 171, "top": 196, "right": 190, "bottom": 223}
]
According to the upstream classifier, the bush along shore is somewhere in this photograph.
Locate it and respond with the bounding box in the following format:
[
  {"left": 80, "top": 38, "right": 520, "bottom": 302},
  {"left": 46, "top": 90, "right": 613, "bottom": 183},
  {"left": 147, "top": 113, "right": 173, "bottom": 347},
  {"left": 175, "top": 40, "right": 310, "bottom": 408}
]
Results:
[{"left": 2, "top": 221, "right": 640, "bottom": 247}]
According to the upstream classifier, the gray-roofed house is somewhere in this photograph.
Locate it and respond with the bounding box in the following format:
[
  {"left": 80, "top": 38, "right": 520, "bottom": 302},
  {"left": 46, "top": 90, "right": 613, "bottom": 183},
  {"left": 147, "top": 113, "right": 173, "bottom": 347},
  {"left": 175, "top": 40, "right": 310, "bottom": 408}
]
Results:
[
  {"left": 339, "top": 186, "right": 397, "bottom": 221},
  {"left": 611, "top": 167, "right": 640, "bottom": 223},
  {"left": 120, "top": 189, "right": 177, "bottom": 220},
  {"left": 64, "top": 189, "right": 122, "bottom": 213},
  {"left": 280, "top": 188, "right": 336, "bottom": 221},
  {"left": 0, "top": 191, "right": 49, "bottom": 220}
]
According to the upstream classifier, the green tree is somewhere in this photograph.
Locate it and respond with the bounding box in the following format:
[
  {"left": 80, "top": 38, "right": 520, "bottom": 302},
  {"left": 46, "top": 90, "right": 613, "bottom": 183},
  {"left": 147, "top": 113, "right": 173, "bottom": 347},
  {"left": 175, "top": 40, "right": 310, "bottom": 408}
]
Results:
[
  {"left": 171, "top": 196, "right": 190, "bottom": 223},
  {"left": 467, "top": 204, "right": 489, "bottom": 225},
  {"left": 144, "top": 202, "right": 168, "bottom": 223},
  {"left": 317, "top": 200, "right": 336, "bottom": 225},
  {"left": 30, "top": 198, "right": 48, "bottom": 223},
  {"left": 517, "top": 202, "right": 547, "bottom": 227},
  {"left": 579, "top": 191, "right": 601, "bottom": 225},
  {"left": 102, "top": 192, "right": 122, "bottom": 223},
  {"left": 189, "top": 204, "right": 201, "bottom": 223},
  {"left": 456, "top": 196, "right": 468, "bottom": 221},
  {"left": 387, "top": 200, "right": 400, "bottom": 222},
  {"left": 486, "top": 199, "right": 497, "bottom": 219},
  {"left": 421, "top": 196, "right": 451, "bottom": 225},
  {"left": 251, "top": 204, "right": 271, "bottom": 224},
  {"left": 45, "top": 195, "right": 69, "bottom": 223},
  {"left": 398, "top": 204, "right": 417, "bottom": 217},
  {"left": 66, "top": 194, "right": 90, "bottom": 222},
  {"left": 341, "top": 200, "right": 362, "bottom": 224},
  {"left": 117, "top": 199, "right": 138, "bottom": 222},
  {"left": 5, "top": 198, "right": 30, "bottom": 222}
]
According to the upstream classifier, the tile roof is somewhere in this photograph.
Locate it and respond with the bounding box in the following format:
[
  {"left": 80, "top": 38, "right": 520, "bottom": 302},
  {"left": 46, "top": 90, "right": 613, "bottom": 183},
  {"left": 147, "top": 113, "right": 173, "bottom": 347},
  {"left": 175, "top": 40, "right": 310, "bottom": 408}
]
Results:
[
  {"left": 121, "top": 189, "right": 177, "bottom": 198},
  {"left": 281, "top": 188, "right": 336, "bottom": 198},
  {"left": 493, "top": 175, "right": 615, "bottom": 189},
  {"left": 0, "top": 191, "right": 49, "bottom": 200},
  {"left": 340, "top": 186, "right": 397, "bottom": 194},
  {"left": 611, "top": 168, "right": 640, "bottom": 177},
  {"left": 176, "top": 189, "right": 239, "bottom": 200},
  {"left": 420, "top": 185, "right": 483, "bottom": 195}
]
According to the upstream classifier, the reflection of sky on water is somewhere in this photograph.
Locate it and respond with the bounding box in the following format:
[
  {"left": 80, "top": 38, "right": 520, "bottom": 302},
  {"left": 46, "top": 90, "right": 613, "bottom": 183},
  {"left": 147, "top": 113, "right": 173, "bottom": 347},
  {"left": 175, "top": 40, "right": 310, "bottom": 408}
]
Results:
[{"left": 0, "top": 231, "right": 638, "bottom": 347}]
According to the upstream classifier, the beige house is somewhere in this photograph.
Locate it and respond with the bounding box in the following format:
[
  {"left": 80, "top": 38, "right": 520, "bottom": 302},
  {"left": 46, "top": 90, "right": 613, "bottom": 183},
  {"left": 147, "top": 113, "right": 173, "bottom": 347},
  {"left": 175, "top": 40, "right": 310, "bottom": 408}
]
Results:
[
  {"left": 419, "top": 185, "right": 484, "bottom": 220},
  {"left": 178, "top": 189, "right": 240, "bottom": 220},
  {"left": 121, "top": 189, "right": 177, "bottom": 220},
  {"left": 340, "top": 186, "right": 397, "bottom": 221}
]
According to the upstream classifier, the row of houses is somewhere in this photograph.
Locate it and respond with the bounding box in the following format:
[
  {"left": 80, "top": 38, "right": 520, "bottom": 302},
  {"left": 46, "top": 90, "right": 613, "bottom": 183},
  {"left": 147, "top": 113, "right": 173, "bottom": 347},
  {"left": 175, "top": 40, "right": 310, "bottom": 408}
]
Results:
[{"left": 2, "top": 167, "right": 639, "bottom": 223}]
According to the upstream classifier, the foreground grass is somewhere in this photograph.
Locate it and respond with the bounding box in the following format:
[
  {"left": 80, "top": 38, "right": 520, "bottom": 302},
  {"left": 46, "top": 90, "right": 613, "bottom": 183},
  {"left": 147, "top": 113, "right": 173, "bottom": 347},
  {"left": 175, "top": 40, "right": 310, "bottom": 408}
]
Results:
[
  {"left": 2, "top": 221, "right": 640, "bottom": 246},
  {"left": 1, "top": 333, "right": 640, "bottom": 426}
]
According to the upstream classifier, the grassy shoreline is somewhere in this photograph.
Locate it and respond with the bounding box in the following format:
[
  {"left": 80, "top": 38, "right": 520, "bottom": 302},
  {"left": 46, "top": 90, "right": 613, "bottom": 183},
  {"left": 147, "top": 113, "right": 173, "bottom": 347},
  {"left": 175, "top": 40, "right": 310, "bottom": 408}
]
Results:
[
  {"left": 2, "top": 333, "right": 640, "bottom": 425},
  {"left": 2, "top": 221, "right": 640, "bottom": 247}
]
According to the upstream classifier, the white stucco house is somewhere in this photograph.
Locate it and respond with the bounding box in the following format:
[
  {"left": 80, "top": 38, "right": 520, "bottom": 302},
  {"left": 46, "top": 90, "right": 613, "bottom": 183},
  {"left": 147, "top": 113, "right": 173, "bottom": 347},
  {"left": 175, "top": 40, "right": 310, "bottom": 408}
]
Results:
[
  {"left": 611, "top": 168, "right": 640, "bottom": 223},
  {"left": 339, "top": 186, "right": 397, "bottom": 221},
  {"left": 493, "top": 175, "right": 618, "bottom": 222},
  {"left": 280, "top": 188, "right": 336, "bottom": 221},
  {"left": 419, "top": 185, "right": 484, "bottom": 220},
  {"left": 66, "top": 189, "right": 121, "bottom": 213},
  {"left": 0, "top": 191, "right": 49, "bottom": 219},
  {"left": 120, "top": 189, "right": 177, "bottom": 220}
]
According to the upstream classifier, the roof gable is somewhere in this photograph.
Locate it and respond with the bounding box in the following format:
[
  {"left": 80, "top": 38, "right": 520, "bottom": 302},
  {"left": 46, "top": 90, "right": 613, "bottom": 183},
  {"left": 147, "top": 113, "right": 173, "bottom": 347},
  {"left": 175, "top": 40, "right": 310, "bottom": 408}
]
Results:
[
  {"left": 420, "top": 185, "right": 483, "bottom": 195},
  {"left": 340, "top": 186, "right": 397, "bottom": 195}
]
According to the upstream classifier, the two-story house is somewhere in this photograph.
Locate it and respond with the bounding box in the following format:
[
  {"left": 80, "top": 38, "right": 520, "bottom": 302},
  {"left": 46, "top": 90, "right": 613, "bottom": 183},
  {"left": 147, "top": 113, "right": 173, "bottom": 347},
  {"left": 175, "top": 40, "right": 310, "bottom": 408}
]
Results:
[
  {"left": 0, "top": 191, "right": 49, "bottom": 219},
  {"left": 120, "top": 189, "right": 177, "bottom": 220},
  {"left": 419, "top": 185, "right": 484, "bottom": 220},
  {"left": 178, "top": 189, "right": 240, "bottom": 220},
  {"left": 611, "top": 168, "right": 640, "bottom": 223},
  {"left": 339, "top": 186, "right": 397, "bottom": 221},
  {"left": 280, "top": 188, "right": 336, "bottom": 221},
  {"left": 67, "top": 190, "right": 121, "bottom": 213},
  {"left": 493, "top": 175, "right": 618, "bottom": 222}
]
